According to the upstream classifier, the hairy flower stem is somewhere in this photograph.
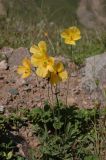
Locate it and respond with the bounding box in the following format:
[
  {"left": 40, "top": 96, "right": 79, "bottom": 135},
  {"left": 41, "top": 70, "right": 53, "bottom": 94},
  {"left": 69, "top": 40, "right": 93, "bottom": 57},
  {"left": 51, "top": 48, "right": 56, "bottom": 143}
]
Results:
[
  {"left": 55, "top": 85, "right": 59, "bottom": 106},
  {"left": 44, "top": 123, "right": 48, "bottom": 139},
  {"left": 55, "top": 85, "right": 61, "bottom": 135},
  {"left": 47, "top": 80, "right": 51, "bottom": 104},
  {"left": 51, "top": 84, "right": 54, "bottom": 105},
  {"left": 36, "top": 75, "right": 42, "bottom": 107},
  {"left": 71, "top": 45, "right": 73, "bottom": 61},
  {"left": 65, "top": 46, "right": 73, "bottom": 105},
  {"left": 66, "top": 76, "right": 69, "bottom": 105}
]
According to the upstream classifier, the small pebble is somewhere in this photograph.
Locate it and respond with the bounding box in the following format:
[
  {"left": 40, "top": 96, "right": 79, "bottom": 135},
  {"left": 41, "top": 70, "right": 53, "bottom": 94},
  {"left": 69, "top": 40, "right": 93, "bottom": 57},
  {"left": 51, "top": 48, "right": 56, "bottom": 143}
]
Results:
[
  {"left": 71, "top": 72, "right": 77, "bottom": 77},
  {"left": 8, "top": 88, "right": 19, "bottom": 95},
  {"left": 0, "top": 105, "right": 5, "bottom": 113}
]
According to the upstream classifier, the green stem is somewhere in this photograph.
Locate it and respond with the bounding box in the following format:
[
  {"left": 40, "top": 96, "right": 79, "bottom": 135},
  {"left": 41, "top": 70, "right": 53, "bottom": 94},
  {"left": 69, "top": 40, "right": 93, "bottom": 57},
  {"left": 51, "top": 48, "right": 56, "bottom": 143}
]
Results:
[
  {"left": 44, "top": 123, "right": 48, "bottom": 140},
  {"left": 70, "top": 45, "right": 73, "bottom": 61},
  {"left": 55, "top": 85, "right": 59, "bottom": 106},
  {"left": 47, "top": 79, "right": 51, "bottom": 104},
  {"left": 51, "top": 84, "right": 54, "bottom": 106},
  {"left": 66, "top": 77, "right": 69, "bottom": 105}
]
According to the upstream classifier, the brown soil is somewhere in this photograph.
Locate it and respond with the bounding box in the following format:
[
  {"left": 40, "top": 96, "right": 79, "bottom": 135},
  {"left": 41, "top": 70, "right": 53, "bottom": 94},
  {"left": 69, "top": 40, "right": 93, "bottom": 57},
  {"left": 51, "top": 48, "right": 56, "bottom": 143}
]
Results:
[{"left": 0, "top": 57, "right": 96, "bottom": 111}]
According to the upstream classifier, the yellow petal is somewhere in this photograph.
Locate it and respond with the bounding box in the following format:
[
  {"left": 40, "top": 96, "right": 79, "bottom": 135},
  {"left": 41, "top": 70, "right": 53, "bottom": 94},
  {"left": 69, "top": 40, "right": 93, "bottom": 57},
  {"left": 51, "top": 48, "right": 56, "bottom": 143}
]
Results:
[
  {"left": 17, "top": 66, "right": 25, "bottom": 74},
  {"left": 38, "top": 41, "right": 47, "bottom": 53},
  {"left": 59, "top": 70, "right": 68, "bottom": 81},
  {"left": 74, "top": 34, "right": 81, "bottom": 41},
  {"left": 47, "top": 65, "right": 54, "bottom": 72},
  {"left": 21, "top": 71, "right": 31, "bottom": 78},
  {"left": 46, "top": 57, "right": 55, "bottom": 72},
  {"left": 49, "top": 57, "right": 55, "bottom": 65},
  {"left": 69, "top": 26, "right": 81, "bottom": 35},
  {"left": 22, "top": 58, "right": 31, "bottom": 68},
  {"left": 30, "top": 45, "right": 39, "bottom": 54},
  {"left": 65, "top": 39, "right": 76, "bottom": 45},
  {"left": 36, "top": 67, "right": 48, "bottom": 78},
  {"left": 61, "top": 29, "right": 70, "bottom": 38},
  {"left": 31, "top": 55, "right": 43, "bottom": 67},
  {"left": 37, "top": 56, "right": 55, "bottom": 72},
  {"left": 30, "top": 44, "right": 45, "bottom": 58},
  {"left": 55, "top": 62, "right": 64, "bottom": 73},
  {"left": 50, "top": 73, "right": 60, "bottom": 85},
  {"left": 17, "top": 66, "right": 31, "bottom": 78}
]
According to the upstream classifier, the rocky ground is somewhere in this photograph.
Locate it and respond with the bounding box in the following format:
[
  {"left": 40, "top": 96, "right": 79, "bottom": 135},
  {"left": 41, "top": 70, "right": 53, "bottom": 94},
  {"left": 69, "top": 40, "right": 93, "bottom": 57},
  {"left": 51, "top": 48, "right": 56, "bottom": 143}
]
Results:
[{"left": 0, "top": 47, "right": 105, "bottom": 112}]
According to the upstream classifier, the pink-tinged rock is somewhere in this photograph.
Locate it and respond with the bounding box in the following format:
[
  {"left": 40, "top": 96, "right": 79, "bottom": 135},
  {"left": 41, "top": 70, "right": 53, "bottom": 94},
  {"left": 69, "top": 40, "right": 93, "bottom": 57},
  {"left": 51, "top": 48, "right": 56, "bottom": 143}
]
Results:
[
  {"left": 0, "top": 60, "right": 8, "bottom": 70},
  {"left": 8, "top": 47, "right": 30, "bottom": 68}
]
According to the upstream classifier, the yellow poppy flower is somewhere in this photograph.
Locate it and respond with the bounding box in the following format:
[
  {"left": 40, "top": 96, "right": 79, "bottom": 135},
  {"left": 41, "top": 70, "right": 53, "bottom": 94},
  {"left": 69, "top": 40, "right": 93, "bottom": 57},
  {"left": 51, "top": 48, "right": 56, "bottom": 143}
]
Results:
[
  {"left": 61, "top": 26, "right": 81, "bottom": 45},
  {"left": 17, "top": 58, "right": 31, "bottom": 78},
  {"left": 36, "top": 57, "right": 55, "bottom": 78},
  {"left": 30, "top": 41, "right": 48, "bottom": 59},
  {"left": 30, "top": 41, "right": 49, "bottom": 67},
  {"left": 50, "top": 62, "right": 68, "bottom": 85}
]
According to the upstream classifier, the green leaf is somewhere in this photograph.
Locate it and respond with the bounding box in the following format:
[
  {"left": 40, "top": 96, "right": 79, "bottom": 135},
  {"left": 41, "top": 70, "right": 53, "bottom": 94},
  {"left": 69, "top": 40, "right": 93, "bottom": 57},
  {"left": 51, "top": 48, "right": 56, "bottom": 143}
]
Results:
[
  {"left": 84, "top": 155, "right": 99, "bottom": 160},
  {"left": 7, "top": 151, "right": 13, "bottom": 160},
  {"left": 29, "top": 108, "right": 43, "bottom": 122},
  {"left": 41, "top": 110, "right": 52, "bottom": 123},
  {"left": 17, "top": 156, "right": 27, "bottom": 160},
  {"left": 53, "top": 117, "right": 63, "bottom": 130}
]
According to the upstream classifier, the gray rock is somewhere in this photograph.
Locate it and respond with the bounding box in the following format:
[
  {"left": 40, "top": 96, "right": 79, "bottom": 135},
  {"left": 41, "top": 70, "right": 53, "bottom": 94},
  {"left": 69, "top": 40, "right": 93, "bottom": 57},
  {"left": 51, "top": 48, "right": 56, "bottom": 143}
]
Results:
[
  {"left": 0, "top": 54, "right": 7, "bottom": 62},
  {"left": 8, "top": 47, "right": 30, "bottom": 68},
  {"left": 0, "top": 47, "right": 13, "bottom": 59},
  {"left": 77, "top": 0, "right": 106, "bottom": 29},
  {"left": 0, "top": 60, "right": 8, "bottom": 70},
  {"left": 81, "top": 52, "right": 106, "bottom": 92}
]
